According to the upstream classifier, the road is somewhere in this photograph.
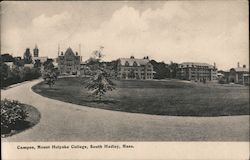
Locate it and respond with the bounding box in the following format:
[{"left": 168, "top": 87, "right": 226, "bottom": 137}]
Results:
[{"left": 1, "top": 79, "right": 249, "bottom": 141}]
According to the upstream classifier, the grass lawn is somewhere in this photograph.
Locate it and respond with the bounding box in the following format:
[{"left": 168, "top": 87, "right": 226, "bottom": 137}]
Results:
[{"left": 32, "top": 77, "right": 249, "bottom": 116}]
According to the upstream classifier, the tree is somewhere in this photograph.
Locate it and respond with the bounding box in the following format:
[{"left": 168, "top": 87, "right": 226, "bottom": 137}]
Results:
[
  {"left": 34, "top": 59, "right": 41, "bottom": 68},
  {"left": 168, "top": 61, "right": 179, "bottom": 79},
  {"left": 43, "top": 71, "right": 56, "bottom": 88},
  {"left": 43, "top": 59, "right": 57, "bottom": 88},
  {"left": 92, "top": 46, "right": 105, "bottom": 61},
  {"left": 0, "top": 63, "right": 9, "bottom": 87},
  {"left": 83, "top": 47, "right": 115, "bottom": 100},
  {"left": 150, "top": 60, "right": 170, "bottom": 79},
  {"left": 23, "top": 48, "right": 32, "bottom": 64},
  {"left": 85, "top": 69, "right": 115, "bottom": 100}
]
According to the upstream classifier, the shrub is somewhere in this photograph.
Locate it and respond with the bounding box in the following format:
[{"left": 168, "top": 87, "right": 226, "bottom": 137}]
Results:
[{"left": 1, "top": 99, "right": 28, "bottom": 134}]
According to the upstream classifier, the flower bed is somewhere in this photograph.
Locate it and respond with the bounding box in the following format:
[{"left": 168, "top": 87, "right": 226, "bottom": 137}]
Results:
[{"left": 1, "top": 99, "right": 40, "bottom": 137}]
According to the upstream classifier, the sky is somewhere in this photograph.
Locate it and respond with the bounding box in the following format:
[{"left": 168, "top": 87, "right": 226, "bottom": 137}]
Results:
[{"left": 1, "top": 1, "right": 249, "bottom": 69}]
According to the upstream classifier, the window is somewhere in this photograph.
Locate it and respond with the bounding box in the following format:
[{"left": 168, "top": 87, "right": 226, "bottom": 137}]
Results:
[
  {"left": 133, "top": 61, "right": 138, "bottom": 67},
  {"left": 125, "top": 61, "right": 129, "bottom": 66}
]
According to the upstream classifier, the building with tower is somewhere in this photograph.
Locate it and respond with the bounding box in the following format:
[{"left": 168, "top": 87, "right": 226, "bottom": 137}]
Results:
[
  {"left": 32, "top": 45, "right": 48, "bottom": 64},
  {"left": 57, "top": 47, "right": 81, "bottom": 75},
  {"left": 33, "top": 45, "right": 39, "bottom": 57},
  {"left": 221, "top": 62, "right": 249, "bottom": 85}
]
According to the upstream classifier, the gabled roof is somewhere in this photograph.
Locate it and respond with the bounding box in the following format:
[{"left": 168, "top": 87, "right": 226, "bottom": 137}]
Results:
[
  {"left": 119, "top": 58, "right": 150, "bottom": 66},
  {"left": 64, "top": 47, "right": 75, "bottom": 56}
]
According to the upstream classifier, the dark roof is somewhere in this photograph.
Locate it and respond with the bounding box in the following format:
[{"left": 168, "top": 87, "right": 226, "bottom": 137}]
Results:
[
  {"left": 230, "top": 67, "right": 249, "bottom": 72},
  {"left": 119, "top": 58, "right": 150, "bottom": 66},
  {"left": 64, "top": 47, "right": 75, "bottom": 56},
  {"left": 179, "top": 62, "right": 214, "bottom": 68}
]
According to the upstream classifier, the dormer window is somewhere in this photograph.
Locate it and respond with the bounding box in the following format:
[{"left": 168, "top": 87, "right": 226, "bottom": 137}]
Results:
[
  {"left": 125, "top": 61, "right": 129, "bottom": 66},
  {"left": 133, "top": 61, "right": 138, "bottom": 66}
]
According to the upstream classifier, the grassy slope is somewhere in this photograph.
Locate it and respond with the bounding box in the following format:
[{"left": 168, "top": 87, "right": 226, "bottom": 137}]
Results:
[{"left": 32, "top": 77, "right": 249, "bottom": 116}]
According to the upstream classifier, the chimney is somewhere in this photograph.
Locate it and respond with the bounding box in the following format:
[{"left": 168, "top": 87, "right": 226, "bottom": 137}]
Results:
[
  {"left": 130, "top": 56, "right": 134, "bottom": 59},
  {"left": 243, "top": 65, "right": 246, "bottom": 68},
  {"left": 237, "top": 62, "right": 240, "bottom": 68}
]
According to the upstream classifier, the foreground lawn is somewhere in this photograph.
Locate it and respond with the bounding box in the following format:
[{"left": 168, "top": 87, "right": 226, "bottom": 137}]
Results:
[{"left": 32, "top": 77, "right": 249, "bottom": 116}]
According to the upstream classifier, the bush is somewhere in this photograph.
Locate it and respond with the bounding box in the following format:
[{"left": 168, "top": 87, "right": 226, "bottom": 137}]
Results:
[{"left": 1, "top": 99, "right": 28, "bottom": 134}]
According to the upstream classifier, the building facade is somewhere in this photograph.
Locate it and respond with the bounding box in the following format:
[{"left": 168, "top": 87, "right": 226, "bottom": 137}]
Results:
[
  {"left": 177, "top": 62, "right": 217, "bottom": 81},
  {"left": 32, "top": 45, "right": 48, "bottom": 64},
  {"left": 117, "top": 56, "right": 155, "bottom": 80},
  {"left": 222, "top": 63, "right": 249, "bottom": 85},
  {"left": 57, "top": 47, "right": 81, "bottom": 75}
]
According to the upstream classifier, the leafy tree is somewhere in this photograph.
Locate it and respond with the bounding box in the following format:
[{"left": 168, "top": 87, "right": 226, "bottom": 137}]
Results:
[
  {"left": 0, "top": 63, "right": 9, "bottom": 87},
  {"left": 43, "top": 59, "right": 57, "bottom": 88},
  {"left": 34, "top": 59, "right": 41, "bottom": 68},
  {"left": 168, "top": 61, "right": 179, "bottom": 79},
  {"left": 150, "top": 60, "right": 170, "bottom": 79},
  {"left": 23, "top": 48, "right": 32, "bottom": 64},
  {"left": 43, "top": 59, "right": 54, "bottom": 70},
  {"left": 13, "top": 57, "right": 24, "bottom": 67},
  {"left": 43, "top": 71, "right": 56, "bottom": 88},
  {"left": 92, "top": 46, "right": 105, "bottom": 61}
]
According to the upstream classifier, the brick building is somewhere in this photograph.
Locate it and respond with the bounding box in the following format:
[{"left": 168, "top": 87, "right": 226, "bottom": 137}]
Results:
[
  {"left": 117, "top": 56, "right": 155, "bottom": 80},
  {"left": 57, "top": 47, "right": 81, "bottom": 75},
  {"left": 177, "top": 62, "right": 217, "bottom": 82}
]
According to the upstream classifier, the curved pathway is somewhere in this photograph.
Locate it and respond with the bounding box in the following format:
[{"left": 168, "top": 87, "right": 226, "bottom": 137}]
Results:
[{"left": 1, "top": 79, "right": 249, "bottom": 141}]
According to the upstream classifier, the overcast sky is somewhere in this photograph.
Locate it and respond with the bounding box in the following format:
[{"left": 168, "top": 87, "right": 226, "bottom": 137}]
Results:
[{"left": 1, "top": 1, "right": 248, "bottom": 69}]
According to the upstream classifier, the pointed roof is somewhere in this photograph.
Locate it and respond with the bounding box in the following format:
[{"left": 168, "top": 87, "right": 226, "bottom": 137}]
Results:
[{"left": 64, "top": 47, "right": 75, "bottom": 56}]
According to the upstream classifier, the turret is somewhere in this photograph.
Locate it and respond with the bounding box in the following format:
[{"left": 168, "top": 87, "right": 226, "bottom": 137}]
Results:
[{"left": 33, "top": 45, "right": 39, "bottom": 57}]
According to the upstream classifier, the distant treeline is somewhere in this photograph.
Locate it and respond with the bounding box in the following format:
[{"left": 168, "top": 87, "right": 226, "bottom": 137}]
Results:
[{"left": 0, "top": 63, "right": 41, "bottom": 88}]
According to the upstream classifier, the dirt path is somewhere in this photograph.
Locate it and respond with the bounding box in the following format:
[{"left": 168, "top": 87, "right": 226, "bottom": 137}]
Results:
[{"left": 1, "top": 79, "right": 249, "bottom": 141}]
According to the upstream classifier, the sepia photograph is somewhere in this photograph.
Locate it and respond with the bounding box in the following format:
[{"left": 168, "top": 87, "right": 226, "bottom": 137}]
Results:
[{"left": 1, "top": 0, "right": 249, "bottom": 159}]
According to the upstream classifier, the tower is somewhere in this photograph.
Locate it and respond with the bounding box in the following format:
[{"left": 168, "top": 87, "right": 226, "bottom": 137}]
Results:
[
  {"left": 58, "top": 44, "right": 60, "bottom": 57},
  {"left": 79, "top": 44, "right": 82, "bottom": 61},
  {"left": 33, "top": 45, "right": 39, "bottom": 57}
]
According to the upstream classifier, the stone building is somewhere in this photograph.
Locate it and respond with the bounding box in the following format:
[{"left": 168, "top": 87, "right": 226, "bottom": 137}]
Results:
[
  {"left": 177, "top": 62, "right": 217, "bottom": 82},
  {"left": 117, "top": 56, "right": 155, "bottom": 80},
  {"left": 57, "top": 47, "right": 81, "bottom": 75},
  {"left": 223, "top": 63, "right": 249, "bottom": 85},
  {"left": 32, "top": 45, "right": 48, "bottom": 64}
]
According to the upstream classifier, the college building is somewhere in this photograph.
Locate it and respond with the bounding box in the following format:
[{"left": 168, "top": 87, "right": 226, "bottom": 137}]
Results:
[
  {"left": 32, "top": 45, "right": 48, "bottom": 64},
  {"left": 177, "top": 62, "right": 217, "bottom": 82},
  {"left": 222, "top": 63, "right": 249, "bottom": 85},
  {"left": 117, "top": 56, "right": 155, "bottom": 80},
  {"left": 57, "top": 47, "right": 81, "bottom": 75}
]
